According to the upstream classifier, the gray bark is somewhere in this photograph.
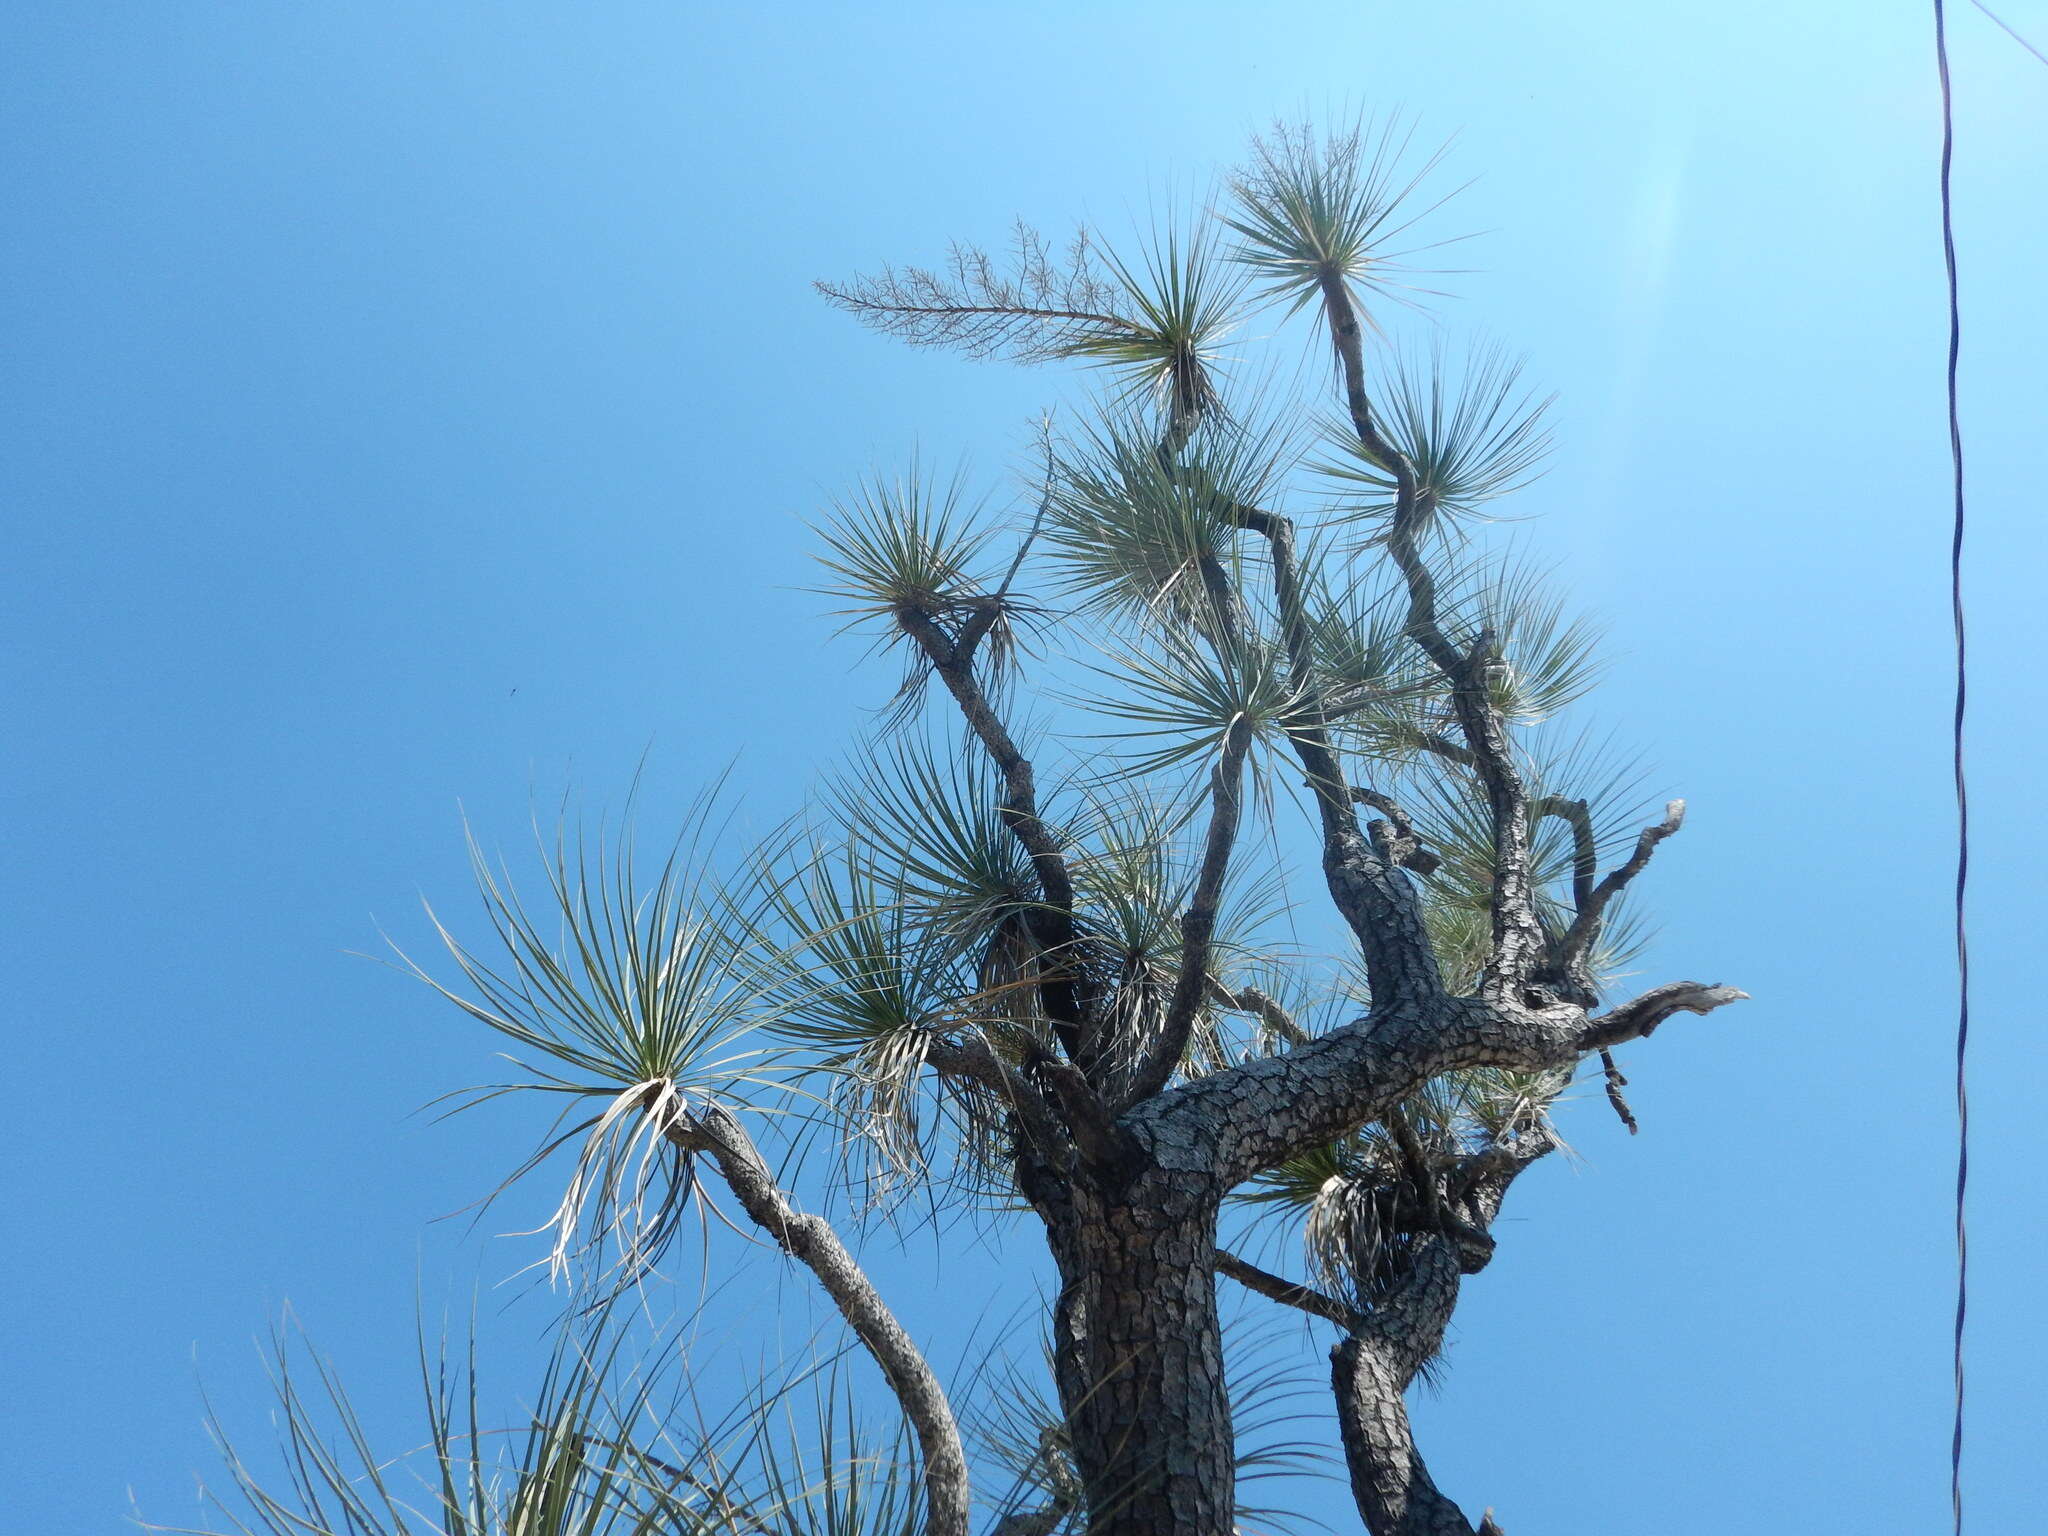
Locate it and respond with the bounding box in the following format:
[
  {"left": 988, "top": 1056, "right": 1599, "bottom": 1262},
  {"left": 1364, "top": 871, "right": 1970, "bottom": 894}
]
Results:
[{"left": 1038, "top": 1165, "right": 1234, "bottom": 1536}]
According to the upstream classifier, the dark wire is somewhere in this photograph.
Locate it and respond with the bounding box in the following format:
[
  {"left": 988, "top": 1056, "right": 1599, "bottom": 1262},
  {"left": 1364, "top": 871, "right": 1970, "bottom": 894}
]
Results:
[
  {"left": 1932, "top": 4, "right": 1969, "bottom": 1534},
  {"left": 1969, "top": 0, "right": 2048, "bottom": 68}
]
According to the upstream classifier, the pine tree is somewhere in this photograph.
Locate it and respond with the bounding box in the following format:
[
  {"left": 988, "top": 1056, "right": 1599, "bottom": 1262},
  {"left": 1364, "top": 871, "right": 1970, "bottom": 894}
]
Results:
[{"left": 168, "top": 119, "right": 1743, "bottom": 1536}]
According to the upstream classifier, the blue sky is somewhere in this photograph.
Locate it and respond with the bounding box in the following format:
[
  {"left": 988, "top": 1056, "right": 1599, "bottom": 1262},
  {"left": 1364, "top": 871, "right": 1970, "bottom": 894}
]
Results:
[{"left": 4, "top": 2, "right": 2043, "bottom": 1531}]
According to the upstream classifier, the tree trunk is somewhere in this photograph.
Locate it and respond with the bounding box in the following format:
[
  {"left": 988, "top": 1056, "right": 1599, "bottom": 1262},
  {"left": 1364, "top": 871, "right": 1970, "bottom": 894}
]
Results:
[
  {"left": 1043, "top": 1169, "right": 1234, "bottom": 1536},
  {"left": 1331, "top": 1335, "right": 1493, "bottom": 1536}
]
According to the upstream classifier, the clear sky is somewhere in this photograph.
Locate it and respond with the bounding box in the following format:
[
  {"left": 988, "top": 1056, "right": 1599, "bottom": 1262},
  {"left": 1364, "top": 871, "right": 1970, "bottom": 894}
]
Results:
[{"left": 4, "top": 3, "right": 2043, "bottom": 1531}]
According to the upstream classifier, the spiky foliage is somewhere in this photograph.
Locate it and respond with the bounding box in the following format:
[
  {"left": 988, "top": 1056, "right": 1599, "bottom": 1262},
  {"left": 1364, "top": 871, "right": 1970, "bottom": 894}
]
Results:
[
  {"left": 1225, "top": 118, "right": 1457, "bottom": 318},
  {"left": 818, "top": 219, "right": 1241, "bottom": 442},
  {"left": 1043, "top": 416, "right": 1267, "bottom": 635},
  {"left": 157, "top": 1315, "right": 934, "bottom": 1536},
  {"left": 815, "top": 465, "right": 1032, "bottom": 722},
  {"left": 395, "top": 799, "right": 797, "bottom": 1289},
  {"left": 1313, "top": 342, "right": 1553, "bottom": 540}
]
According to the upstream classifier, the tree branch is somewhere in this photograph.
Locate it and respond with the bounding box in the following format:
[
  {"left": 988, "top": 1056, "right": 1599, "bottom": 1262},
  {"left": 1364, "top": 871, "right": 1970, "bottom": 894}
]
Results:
[
  {"left": 894, "top": 603, "right": 1094, "bottom": 1063},
  {"left": 1326, "top": 1126, "right": 1555, "bottom": 1536},
  {"left": 1554, "top": 800, "right": 1686, "bottom": 971},
  {"left": 666, "top": 1104, "right": 971, "bottom": 1536},
  {"left": 924, "top": 1033, "right": 1068, "bottom": 1160},
  {"left": 1027, "top": 1048, "right": 1138, "bottom": 1170},
  {"left": 1135, "top": 970, "right": 1734, "bottom": 1191},
  {"left": 1215, "top": 1248, "right": 1361, "bottom": 1330},
  {"left": 1210, "top": 981, "right": 1311, "bottom": 1048},
  {"left": 1383, "top": 724, "right": 1477, "bottom": 768},
  {"left": 1121, "top": 714, "right": 1257, "bottom": 1106},
  {"left": 1314, "top": 273, "right": 1543, "bottom": 994},
  {"left": 1528, "top": 793, "right": 1596, "bottom": 912},
  {"left": 1226, "top": 498, "right": 1446, "bottom": 1010},
  {"left": 1578, "top": 980, "right": 1748, "bottom": 1052},
  {"left": 1332, "top": 1299, "right": 1494, "bottom": 1535},
  {"left": 1353, "top": 788, "right": 1442, "bottom": 875}
]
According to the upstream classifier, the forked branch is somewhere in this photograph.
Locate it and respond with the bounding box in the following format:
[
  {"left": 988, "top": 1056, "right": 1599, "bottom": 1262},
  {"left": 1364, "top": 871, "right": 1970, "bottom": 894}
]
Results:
[{"left": 1556, "top": 800, "right": 1686, "bottom": 968}]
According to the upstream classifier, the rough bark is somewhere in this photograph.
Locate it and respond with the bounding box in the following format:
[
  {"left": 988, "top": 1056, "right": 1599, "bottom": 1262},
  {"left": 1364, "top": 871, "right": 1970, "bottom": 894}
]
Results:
[
  {"left": 1320, "top": 1137, "right": 1548, "bottom": 1535},
  {"left": 1333, "top": 1329, "right": 1495, "bottom": 1536},
  {"left": 1038, "top": 1166, "right": 1234, "bottom": 1536}
]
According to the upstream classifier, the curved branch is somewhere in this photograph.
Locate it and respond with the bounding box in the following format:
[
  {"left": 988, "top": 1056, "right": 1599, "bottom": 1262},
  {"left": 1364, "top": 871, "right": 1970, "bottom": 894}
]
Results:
[
  {"left": 1528, "top": 793, "right": 1596, "bottom": 912},
  {"left": 1381, "top": 723, "right": 1476, "bottom": 768},
  {"left": 1327, "top": 1126, "right": 1554, "bottom": 1536},
  {"left": 1227, "top": 498, "right": 1446, "bottom": 1009},
  {"left": 668, "top": 1105, "right": 971, "bottom": 1536},
  {"left": 1138, "top": 969, "right": 1738, "bottom": 1191},
  {"left": 1332, "top": 1308, "right": 1493, "bottom": 1536},
  {"left": 1314, "top": 274, "right": 1541, "bottom": 992}
]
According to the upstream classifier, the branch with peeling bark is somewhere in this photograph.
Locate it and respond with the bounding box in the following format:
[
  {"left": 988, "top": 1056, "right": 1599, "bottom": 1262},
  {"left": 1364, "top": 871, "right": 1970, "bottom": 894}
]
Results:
[
  {"left": 1353, "top": 787, "right": 1443, "bottom": 875},
  {"left": 1580, "top": 981, "right": 1749, "bottom": 1052},
  {"left": 1326, "top": 1138, "right": 1550, "bottom": 1536}
]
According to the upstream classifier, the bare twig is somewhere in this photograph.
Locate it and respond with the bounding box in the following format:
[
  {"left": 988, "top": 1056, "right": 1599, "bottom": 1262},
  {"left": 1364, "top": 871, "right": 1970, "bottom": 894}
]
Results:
[
  {"left": 1555, "top": 800, "right": 1686, "bottom": 969},
  {"left": 1215, "top": 1248, "right": 1361, "bottom": 1330},
  {"left": 1209, "top": 981, "right": 1311, "bottom": 1048},
  {"left": 1598, "top": 1048, "right": 1639, "bottom": 1135}
]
